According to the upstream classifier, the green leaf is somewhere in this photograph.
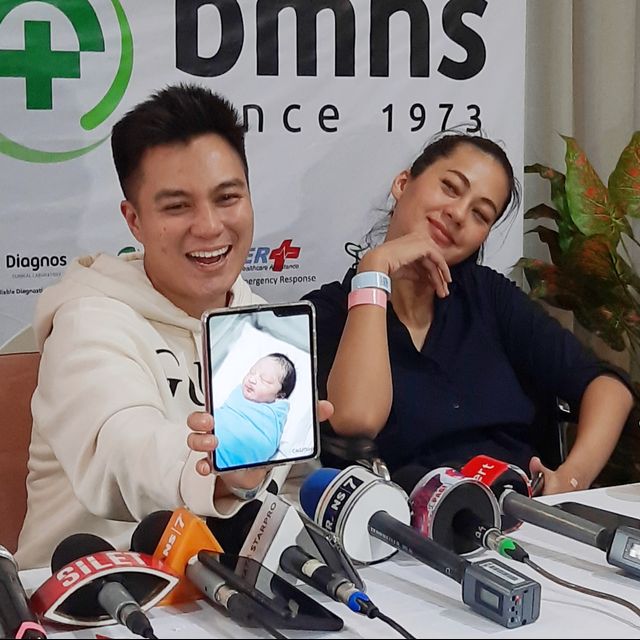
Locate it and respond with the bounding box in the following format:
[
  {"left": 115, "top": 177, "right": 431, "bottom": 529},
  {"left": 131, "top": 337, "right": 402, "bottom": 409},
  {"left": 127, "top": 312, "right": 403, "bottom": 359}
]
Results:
[
  {"left": 519, "top": 259, "right": 581, "bottom": 310},
  {"left": 609, "top": 130, "right": 640, "bottom": 218},
  {"left": 524, "top": 204, "right": 559, "bottom": 221},
  {"left": 562, "top": 135, "right": 627, "bottom": 244},
  {"left": 525, "top": 163, "right": 569, "bottom": 220},
  {"left": 525, "top": 225, "right": 562, "bottom": 264},
  {"left": 613, "top": 253, "right": 640, "bottom": 294},
  {"left": 574, "top": 306, "right": 627, "bottom": 351},
  {"left": 561, "top": 235, "right": 617, "bottom": 284}
]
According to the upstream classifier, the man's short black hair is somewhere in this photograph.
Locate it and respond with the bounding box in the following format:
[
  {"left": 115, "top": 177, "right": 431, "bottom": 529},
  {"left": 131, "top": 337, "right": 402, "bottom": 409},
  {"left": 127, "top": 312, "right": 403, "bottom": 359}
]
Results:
[{"left": 111, "top": 83, "right": 247, "bottom": 200}]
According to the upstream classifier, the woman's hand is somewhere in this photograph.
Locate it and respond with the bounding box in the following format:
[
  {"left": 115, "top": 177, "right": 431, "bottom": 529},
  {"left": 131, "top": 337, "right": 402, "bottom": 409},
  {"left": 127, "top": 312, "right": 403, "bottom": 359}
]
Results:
[
  {"left": 360, "top": 231, "right": 451, "bottom": 297},
  {"left": 187, "top": 400, "right": 335, "bottom": 477},
  {"left": 529, "top": 456, "right": 582, "bottom": 496}
]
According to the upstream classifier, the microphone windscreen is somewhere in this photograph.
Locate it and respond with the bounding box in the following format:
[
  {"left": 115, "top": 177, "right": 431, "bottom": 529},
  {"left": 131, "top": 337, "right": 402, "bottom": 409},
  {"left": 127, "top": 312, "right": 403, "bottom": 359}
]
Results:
[
  {"left": 299, "top": 467, "right": 340, "bottom": 518},
  {"left": 51, "top": 533, "right": 114, "bottom": 572},
  {"left": 206, "top": 499, "right": 263, "bottom": 555},
  {"left": 391, "top": 465, "right": 432, "bottom": 495},
  {"left": 130, "top": 511, "right": 173, "bottom": 554}
]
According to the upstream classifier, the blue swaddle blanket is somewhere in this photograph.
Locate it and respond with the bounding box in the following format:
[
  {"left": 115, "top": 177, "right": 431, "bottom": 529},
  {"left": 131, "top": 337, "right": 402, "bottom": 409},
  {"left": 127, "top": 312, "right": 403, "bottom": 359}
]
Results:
[{"left": 214, "top": 385, "right": 290, "bottom": 468}]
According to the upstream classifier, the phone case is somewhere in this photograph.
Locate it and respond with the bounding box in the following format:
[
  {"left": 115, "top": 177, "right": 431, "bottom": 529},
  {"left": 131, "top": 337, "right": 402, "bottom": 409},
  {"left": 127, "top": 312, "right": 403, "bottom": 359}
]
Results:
[{"left": 201, "top": 301, "right": 320, "bottom": 473}]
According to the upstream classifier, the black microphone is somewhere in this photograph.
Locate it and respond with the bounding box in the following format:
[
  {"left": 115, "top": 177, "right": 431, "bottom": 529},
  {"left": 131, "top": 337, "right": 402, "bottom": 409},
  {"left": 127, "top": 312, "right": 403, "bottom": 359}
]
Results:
[
  {"left": 391, "top": 465, "right": 530, "bottom": 564},
  {"left": 391, "top": 464, "right": 503, "bottom": 556},
  {"left": 0, "top": 545, "right": 47, "bottom": 639},
  {"left": 208, "top": 495, "right": 371, "bottom": 614},
  {"left": 130, "top": 509, "right": 297, "bottom": 623},
  {"left": 50, "top": 534, "right": 156, "bottom": 639},
  {"left": 460, "top": 454, "right": 640, "bottom": 579},
  {"left": 131, "top": 509, "right": 344, "bottom": 633},
  {"left": 499, "top": 489, "right": 614, "bottom": 548},
  {"left": 300, "top": 466, "right": 541, "bottom": 628}
]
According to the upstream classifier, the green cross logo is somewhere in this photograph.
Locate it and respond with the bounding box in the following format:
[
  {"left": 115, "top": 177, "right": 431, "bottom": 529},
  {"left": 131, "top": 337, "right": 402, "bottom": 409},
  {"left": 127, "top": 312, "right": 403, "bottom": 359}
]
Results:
[{"left": 0, "top": 0, "right": 133, "bottom": 162}]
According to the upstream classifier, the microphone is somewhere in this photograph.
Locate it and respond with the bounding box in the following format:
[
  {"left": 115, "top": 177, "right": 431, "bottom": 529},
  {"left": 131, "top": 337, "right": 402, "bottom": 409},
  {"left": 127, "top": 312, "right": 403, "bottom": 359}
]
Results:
[
  {"left": 130, "top": 508, "right": 302, "bottom": 625},
  {"left": 209, "top": 494, "right": 370, "bottom": 614},
  {"left": 41, "top": 534, "right": 164, "bottom": 639},
  {"left": 460, "top": 455, "right": 640, "bottom": 579},
  {"left": 0, "top": 545, "right": 47, "bottom": 639},
  {"left": 130, "top": 506, "right": 224, "bottom": 606},
  {"left": 391, "top": 465, "right": 501, "bottom": 556},
  {"left": 391, "top": 465, "right": 530, "bottom": 562},
  {"left": 300, "top": 465, "right": 541, "bottom": 628},
  {"left": 132, "top": 508, "right": 347, "bottom": 633}
]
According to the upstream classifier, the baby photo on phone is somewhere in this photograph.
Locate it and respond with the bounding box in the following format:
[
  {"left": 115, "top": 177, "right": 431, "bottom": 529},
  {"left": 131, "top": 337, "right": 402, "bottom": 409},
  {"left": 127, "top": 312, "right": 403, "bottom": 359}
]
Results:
[{"left": 205, "top": 306, "right": 317, "bottom": 471}]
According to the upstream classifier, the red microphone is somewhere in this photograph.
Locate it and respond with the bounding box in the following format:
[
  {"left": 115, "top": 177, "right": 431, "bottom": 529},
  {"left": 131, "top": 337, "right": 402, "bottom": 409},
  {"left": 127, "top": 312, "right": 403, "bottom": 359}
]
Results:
[
  {"left": 460, "top": 455, "right": 533, "bottom": 532},
  {"left": 30, "top": 534, "right": 178, "bottom": 637}
]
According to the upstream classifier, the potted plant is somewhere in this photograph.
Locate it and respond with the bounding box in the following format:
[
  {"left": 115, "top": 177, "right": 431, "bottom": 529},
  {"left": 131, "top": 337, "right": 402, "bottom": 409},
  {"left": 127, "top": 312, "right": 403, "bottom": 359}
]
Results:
[{"left": 518, "top": 132, "right": 640, "bottom": 485}]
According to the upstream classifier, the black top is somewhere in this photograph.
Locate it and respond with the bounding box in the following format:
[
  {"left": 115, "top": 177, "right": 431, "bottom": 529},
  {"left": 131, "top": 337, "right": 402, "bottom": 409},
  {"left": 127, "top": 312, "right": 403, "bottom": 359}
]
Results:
[{"left": 303, "top": 259, "right": 631, "bottom": 474}]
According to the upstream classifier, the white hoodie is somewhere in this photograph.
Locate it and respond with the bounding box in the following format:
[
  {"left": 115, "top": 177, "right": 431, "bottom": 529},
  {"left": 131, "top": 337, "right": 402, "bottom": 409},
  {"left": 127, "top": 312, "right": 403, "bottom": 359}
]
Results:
[{"left": 16, "top": 252, "right": 289, "bottom": 569}]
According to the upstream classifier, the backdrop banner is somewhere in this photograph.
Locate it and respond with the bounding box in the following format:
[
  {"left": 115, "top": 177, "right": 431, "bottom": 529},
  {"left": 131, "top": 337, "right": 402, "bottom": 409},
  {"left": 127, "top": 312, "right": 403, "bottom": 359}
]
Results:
[{"left": 0, "top": 0, "right": 525, "bottom": 350}]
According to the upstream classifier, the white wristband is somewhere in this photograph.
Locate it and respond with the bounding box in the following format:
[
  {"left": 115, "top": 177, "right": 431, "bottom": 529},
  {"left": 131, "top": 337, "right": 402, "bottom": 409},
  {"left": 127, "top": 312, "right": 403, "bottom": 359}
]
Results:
[
  {"left": 351, "top": 271, "right": 391, "bottom": 296},
  {"left": 227, "top": 479, "right": 266, "bottom": 501}
]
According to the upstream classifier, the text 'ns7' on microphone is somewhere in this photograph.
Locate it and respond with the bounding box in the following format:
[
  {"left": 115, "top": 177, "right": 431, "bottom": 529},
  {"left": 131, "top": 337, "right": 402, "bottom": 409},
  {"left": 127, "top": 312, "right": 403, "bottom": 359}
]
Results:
[
  {"left": 29, "top": 533, "right": 178, "bottom": 639},
  {"left": 300, "top": 465, "right": 541, "bottom": 629},
  {"left": 461, "top": 455, "right": 640, "bottom": 580},
  {"left": 0, "top": 545, "right": 47, "bottom": 639},
  {"left": 130, "top": 507, "right": 344, "bottom": 633}
]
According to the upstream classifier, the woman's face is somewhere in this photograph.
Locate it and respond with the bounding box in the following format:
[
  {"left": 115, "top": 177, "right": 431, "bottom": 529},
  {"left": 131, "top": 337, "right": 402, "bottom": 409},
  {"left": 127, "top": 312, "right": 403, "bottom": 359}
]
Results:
[{"left": 387, "top": 143, "right": 511, "bottom": 266}]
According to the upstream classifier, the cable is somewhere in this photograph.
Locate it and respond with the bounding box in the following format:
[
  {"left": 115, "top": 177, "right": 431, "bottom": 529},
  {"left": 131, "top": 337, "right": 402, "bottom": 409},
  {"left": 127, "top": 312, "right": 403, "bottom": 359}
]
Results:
[
  {"left": 522, "top": 556, "right": 640, "bottom": 619},
  {"left": 486, "top": 531, "right": 640, "bottom": 619},
  {"left": 251, "top": 617, "right": 287, "bottom": 640},
  {"left": 355, "top": 597, "right": 416, "bottom": 639},
  {"left": 218, "top": 586, "right": 289, "bottom": 640},
  {"left": 124, "top": 609, "right": 157, "bottom": 640},
  {"left": 370, "top": 608, "right": 416, "bottom": 639}
]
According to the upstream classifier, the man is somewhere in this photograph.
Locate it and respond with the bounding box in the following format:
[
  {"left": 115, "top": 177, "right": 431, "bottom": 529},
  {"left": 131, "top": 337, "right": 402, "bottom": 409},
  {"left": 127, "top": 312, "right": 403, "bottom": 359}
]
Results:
[{"left": 16, "top": 84, "right": 330, "bottom": 569}]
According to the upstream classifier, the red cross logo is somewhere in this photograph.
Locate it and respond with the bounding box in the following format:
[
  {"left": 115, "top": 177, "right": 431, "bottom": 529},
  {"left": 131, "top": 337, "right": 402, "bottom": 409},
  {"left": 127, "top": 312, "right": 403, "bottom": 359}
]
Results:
[{"left": 269, "top": 239, "right": 300, "bottom": 272}]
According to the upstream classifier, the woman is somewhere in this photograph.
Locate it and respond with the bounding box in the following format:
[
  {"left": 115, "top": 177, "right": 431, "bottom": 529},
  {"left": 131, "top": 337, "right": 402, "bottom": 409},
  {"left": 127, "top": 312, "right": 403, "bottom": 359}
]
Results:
[{"left": 303, "top": 133, "right": 634, "bottom": 495}]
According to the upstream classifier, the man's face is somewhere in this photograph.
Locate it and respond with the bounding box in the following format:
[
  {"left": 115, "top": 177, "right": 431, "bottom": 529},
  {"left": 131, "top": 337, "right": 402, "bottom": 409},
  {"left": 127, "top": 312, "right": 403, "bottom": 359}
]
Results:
[
  {"left": 242, "top": 357, "right": 284, "bottom": 403},
  {"left": 121, "top": 133, "right": 253, "bottom": 318}
]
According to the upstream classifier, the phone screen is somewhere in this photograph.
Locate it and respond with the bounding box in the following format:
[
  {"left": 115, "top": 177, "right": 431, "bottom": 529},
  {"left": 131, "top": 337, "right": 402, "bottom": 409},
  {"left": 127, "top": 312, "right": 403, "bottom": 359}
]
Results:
[{"left": 203, "top": 302, "right": 318, "bottom": 472}]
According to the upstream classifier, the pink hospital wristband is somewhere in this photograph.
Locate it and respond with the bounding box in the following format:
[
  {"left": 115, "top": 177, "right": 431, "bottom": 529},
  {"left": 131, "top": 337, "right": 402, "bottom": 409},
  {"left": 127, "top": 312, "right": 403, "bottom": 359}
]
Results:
[{"left": 347, "top": 287, "right": 387, "bottom": 311}]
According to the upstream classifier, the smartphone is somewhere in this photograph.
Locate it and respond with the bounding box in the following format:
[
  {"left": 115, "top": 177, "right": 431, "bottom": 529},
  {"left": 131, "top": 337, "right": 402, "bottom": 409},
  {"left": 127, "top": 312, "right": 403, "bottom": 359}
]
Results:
[
  {"left": 556, "top": 501, "right": 640, "bottom": 531},
  {"left": 198, "top": 551, "right": 344, "bottom": 631},
  {"left": 202, "top": 302, "right": 319, "bottom": 472},
  {"left": 297, "top": 509, "right": 366, "bottom": 591},
  {"left": 195, "top": 550, "right": 294, "bottom": 620}
]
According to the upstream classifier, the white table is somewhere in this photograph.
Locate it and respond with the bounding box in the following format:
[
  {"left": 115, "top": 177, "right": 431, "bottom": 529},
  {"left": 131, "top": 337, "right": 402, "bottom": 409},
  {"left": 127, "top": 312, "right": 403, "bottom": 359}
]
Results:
[{"left": 21, "top": 483, "right": 640, "bottom": 639}]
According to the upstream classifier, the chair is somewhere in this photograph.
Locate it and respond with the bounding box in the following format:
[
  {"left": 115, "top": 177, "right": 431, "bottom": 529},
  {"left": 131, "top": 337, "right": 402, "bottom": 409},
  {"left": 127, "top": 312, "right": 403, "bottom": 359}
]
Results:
[{"left": 0, "top": 352, "right": 40, "bottom": 553}]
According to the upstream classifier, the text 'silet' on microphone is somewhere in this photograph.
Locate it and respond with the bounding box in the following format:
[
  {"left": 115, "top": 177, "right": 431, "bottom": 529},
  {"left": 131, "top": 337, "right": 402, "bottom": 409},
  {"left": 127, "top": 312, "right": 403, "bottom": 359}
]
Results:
[{"left": 29, "top": 533, "right": 177, "bottom": 639}]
